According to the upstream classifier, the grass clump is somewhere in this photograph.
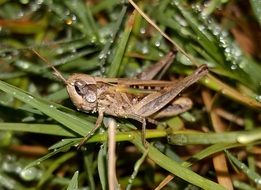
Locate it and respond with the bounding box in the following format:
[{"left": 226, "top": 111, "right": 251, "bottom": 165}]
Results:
[{"left": 0, "top": 0, "right": 260, "bottom": 189}]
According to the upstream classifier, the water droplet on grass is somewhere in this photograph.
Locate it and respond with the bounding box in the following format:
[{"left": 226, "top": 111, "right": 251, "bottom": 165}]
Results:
[
  {"left": 255, "top": 95, "right": 261, "bottom": 102},
  {"left": 231, "top": 64, "right": 237, "bottom": 70},
  {"left": 20, "top": 168, "right": 38, "bottom": 181},
  {"left": 141, "top": 46, "right": 149, "bottom": 54},
  {"left": 140, "top": 28, "right": 146, "bottom": 35},
  {"left": 155, "top": 41, "right": 161, "bottom": 47}
]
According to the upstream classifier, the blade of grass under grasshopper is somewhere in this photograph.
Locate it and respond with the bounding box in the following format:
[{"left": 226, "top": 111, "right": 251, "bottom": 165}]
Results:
[
  {"left": 131, "top": 133, "right": 226, "bottom": 190},
  {"left": 0, "top": 80, "right": 94, "bottom": 136},
  {"left": 168, "top": 128, "right": 261, "bottom": 145},
  {"left": 0, "top": 123, "right": 76, "bottom": 137}
]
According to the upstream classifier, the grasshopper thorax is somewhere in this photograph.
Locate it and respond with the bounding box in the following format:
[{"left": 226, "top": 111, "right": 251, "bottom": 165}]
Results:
[{"left": 66, "top": 74, "right": 98, "bottom": 113}]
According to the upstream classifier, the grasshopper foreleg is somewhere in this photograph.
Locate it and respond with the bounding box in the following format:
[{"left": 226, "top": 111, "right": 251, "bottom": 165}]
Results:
[{"left": 78, "top": 111, "right": 104, "bottom": 147}]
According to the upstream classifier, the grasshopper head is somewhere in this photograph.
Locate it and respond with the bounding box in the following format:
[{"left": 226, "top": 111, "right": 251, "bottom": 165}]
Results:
[{"left": 66, "top": 74, "right": 98, "bottom": 113}]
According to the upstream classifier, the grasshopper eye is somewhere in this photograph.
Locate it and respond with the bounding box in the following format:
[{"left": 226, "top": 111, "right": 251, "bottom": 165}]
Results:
[{"left": 74, "top": 81, "right": 97, "bottom": 103}]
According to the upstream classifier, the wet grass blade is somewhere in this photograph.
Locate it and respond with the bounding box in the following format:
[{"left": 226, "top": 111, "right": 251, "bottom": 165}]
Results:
[
  {"left": 67, "top": 171, "right": 79, "bottom": 190},
  {"left": 0, "top": 123, "right": 76, "bottom": 137},
  {"left": 107, "top": 10, "right": 135, "bottom": 77},
  {"left": 0, "top": 80, "right": 94, "bottom": 136},
  {"left": 131, "top": 133, "right": 226, "bottom": 190},
  {"left": 225, "top": 150, "right": 261, "bottom": 186}
]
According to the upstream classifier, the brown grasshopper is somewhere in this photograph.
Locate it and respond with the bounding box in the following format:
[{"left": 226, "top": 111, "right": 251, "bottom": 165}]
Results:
[{"left": 33, "top": 50, "right": 208, "bottom": 145}]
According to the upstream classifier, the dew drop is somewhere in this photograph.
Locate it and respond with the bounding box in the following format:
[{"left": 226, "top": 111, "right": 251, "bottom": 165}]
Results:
[
  {"left": 20, "top": 168, "right": 38, "bottom": 181},
  {"left": 140, "top": 28, "right": 146, "bottom": 35},
  {"left": 155, "top": 41, "right": 161, "bottom": 47},
  {"left": 239, "top": 62, "right": 246, "bottom": 69},
  {"left": 225, "top": 47, "right": 231, "bottom": 53},
  {"left": 255, "top": 95, "right": 261, "bottom": 102},
  {"left": 109, "top": 39, "right": 114, "bottom": 44},
  {"left": 98, "top": 53, "right": 106, "bottom": 60},
  {"left": 198, "top": 25, "right": 205, "bottom": 32},
  {"left": 254, "top": 178, "right": 261, "bottom": 185},
  {"left": 36, "top": 0, "right": 43, "bottom": 4},
  {"left": 174, "top": 15, "right": 187, "bottom": 26},
  {"left": 231, "top": 64, "right": 237, "bottom": 70},
  {"left": 100, "top": 67, "right": 106, "bottom": 74},
  {"left": 28, "top": 95, "right": 34, "bottom": 99},
  {"left": 141, "top": 46, "right": 149, "bottom": 54},
  {"left": 71, "top": 14, "right": 77, "bottom": 22},
  {"left": 18, "top": 61, "right": 30, "bottom": 69},
  {"left": 90, "top": 36, "right": 97, "bottom": 43},
  {"left": 20, "top": 0, "right": 29, "bottom": 4},
  {"left": 158, "top": 52, "right": 164, "bottom": 57},
  {"left": 56, "top": 48, "right": 63, "bottom": 54},
  {"left": 65, "top": 18, "right": 73, "bottom": 25}
]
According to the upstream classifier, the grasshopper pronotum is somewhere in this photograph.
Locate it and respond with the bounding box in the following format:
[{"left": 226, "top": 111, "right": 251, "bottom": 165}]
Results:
[{"left": 33, "top": 50, "right": 208, "bottom": 145}]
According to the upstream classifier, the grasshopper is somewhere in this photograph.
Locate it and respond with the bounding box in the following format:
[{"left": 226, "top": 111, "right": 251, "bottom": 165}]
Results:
[{"left": 33, "top": 50, "right": 208, "bottom": 145}]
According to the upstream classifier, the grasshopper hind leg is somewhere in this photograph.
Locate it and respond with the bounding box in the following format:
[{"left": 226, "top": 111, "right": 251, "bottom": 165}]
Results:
[{"left": 141, "top": 118, "right": 147, "bottom": 147}]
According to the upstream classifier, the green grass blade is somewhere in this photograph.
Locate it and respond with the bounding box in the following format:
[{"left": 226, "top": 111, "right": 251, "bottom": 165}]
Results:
[
  {"left": 67, "top": 171, "right": 79, "bottom": 190},
  {"left": 84, "top": 153, "right": 96, "bottom": 190},
  {"left": 131, "top": 134, "right": 226, "bottom": 190},
  {"left": 64, "top": 0, "right": 99, "bottom": 39},
  {"left": 107, "top": 11, "right": 135, "bottom": 77},
  {"left": 225, "top": 150, "right": 261, "bottom": 186},
  {"left": 0, "top": 123, "right": 76, "bottom": 137},
  {"left": 250, "top": 0, "right": 261, "bottom": 25},
  {"left": 98, "top": 5, "right": 127, "bottom": 73},
  {"left": 37, "top": 152, "right": 76, "bottom": 188},
  {"left": 98, "top": 143, "right": 107, "bottom": 190},
  {"left": 0, "top": 80, "right": 94, "bottom": 136},
  {"left": 168, "top": 129, "right": 261, "bottom": 145}
]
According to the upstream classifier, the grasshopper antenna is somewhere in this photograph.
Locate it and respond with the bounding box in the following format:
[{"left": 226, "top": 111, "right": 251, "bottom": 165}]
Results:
[{"left": 32, "top": 49, "right": 67, "bottom": 84}]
